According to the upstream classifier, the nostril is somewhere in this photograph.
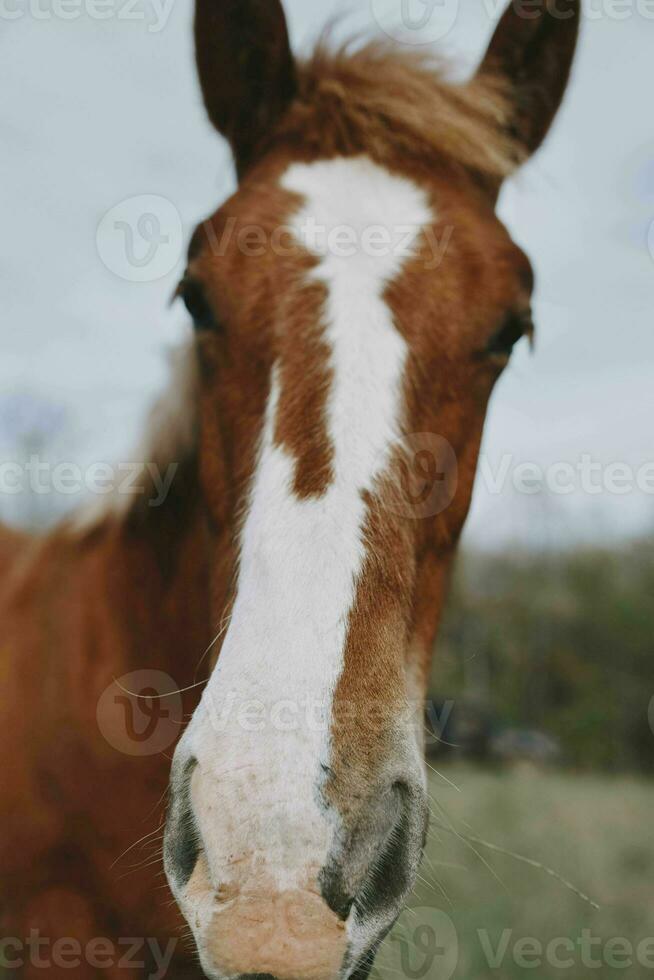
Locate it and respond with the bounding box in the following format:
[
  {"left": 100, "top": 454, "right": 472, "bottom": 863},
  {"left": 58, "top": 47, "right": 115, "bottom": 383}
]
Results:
[
  {"left": 321, "top": 780, "right": 425, "bottom": 924},
  {"left": 164, "top": 757, "right": 201, "bottom": 889},
  {"left": 357, "top": 781, "right": 415, "bottom": 915},
  {"left": 321, "top": 869, "right": 355, "bottom": 922},
  {"left": 239, "top": 975, "right": 279, "bottom": 980}
]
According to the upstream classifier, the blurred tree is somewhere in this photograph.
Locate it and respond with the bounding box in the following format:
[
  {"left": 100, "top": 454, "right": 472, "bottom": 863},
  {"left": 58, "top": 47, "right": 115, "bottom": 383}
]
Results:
[
  {"left": 433, "top": 540, "right": 654, "bottom": 773},
  {"left": 0, "top": 392, "right": 70, "bottom": 530}
]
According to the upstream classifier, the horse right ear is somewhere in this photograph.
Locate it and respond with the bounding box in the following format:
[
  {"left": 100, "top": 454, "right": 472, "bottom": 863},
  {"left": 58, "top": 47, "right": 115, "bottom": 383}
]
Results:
[
  {"left": 476, "top": 0, "right": 581, "bottom": 162},
  {"left": 194, "top": 0, "right": 297, "bottom": 179}
]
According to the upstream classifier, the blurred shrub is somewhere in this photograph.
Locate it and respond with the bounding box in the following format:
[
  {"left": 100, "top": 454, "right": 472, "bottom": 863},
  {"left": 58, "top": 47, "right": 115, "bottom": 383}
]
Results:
[{"left": 432, "top": 539, "right": 654, "bottom": 774}]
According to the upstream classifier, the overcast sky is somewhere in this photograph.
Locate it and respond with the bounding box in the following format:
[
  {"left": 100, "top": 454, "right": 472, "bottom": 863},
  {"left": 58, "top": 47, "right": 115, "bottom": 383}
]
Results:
[{"left": 1, "top": 0, "right": 652, "bottom": 546}]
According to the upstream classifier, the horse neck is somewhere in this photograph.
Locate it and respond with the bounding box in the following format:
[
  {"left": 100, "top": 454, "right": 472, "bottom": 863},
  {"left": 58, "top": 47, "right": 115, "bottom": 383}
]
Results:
[
  {"left": 1, "top": 455, "right": 214, "bottom": 690},
  {"left": 106, "top": 468, "right": 213, "bottom": 680}
]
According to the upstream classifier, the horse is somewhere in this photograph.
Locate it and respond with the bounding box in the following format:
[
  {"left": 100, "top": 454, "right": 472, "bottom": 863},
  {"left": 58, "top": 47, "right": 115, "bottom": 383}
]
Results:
[
  {"left": 0, "top": 435, "right": 212, "bottom": 977},
  {"left": 0, "top": 1, "right": 580, "bottom": 977}
]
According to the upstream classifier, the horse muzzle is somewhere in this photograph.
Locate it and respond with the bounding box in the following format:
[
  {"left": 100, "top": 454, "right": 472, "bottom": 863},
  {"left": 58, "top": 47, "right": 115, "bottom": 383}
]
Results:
[{"left": 163, "top": 718, "right": 427, "bottom": 980}]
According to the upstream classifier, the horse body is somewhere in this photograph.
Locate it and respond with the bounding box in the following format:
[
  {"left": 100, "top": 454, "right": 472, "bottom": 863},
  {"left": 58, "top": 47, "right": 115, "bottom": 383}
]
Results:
[
  {"left": 3, "top": 2, "right": 580, "bottom": 978},
  {"left": 0, "top": 468, "right": 212, "bottom": 977}
]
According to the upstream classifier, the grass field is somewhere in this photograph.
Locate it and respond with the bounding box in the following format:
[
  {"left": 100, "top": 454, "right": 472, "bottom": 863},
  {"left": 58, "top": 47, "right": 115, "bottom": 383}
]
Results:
[{"left": 374, "top": 766, "right": 654, "bottom": 980}]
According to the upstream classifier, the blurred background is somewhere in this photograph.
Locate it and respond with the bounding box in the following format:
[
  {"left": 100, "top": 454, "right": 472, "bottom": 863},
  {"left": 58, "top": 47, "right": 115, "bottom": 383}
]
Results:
[{"left": 1, "top": 0, "right": 653, "bottom": 977}]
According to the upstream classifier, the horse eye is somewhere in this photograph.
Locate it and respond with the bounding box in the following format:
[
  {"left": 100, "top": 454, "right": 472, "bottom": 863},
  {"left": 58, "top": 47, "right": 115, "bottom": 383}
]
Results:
[
  {"left": 178, "top": 278, "right": 217, "bottom": 332},
  {"left": 486, "top": 310, "right": 534, "bottom": 360}
]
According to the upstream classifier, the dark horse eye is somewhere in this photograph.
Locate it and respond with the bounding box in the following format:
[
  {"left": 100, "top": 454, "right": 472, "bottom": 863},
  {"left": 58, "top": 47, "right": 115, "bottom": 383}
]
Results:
[
  {"left": 178, "top": 278, "right": 217, "bottom": 331},
  {"left": 486, "top": 310, "right": 534, "bottom": 359}
]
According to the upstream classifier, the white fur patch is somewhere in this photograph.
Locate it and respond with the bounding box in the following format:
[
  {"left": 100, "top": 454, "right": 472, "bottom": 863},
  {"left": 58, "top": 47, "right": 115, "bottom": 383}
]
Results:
[{"left": 178, "top": 158, "right": 433, "bottom": 908}]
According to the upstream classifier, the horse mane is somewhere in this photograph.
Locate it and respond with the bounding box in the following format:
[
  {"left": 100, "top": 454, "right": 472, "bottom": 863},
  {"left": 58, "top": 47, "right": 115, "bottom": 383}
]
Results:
[{"left": 277, "top": 40, "right": 523, "bottom": 181}]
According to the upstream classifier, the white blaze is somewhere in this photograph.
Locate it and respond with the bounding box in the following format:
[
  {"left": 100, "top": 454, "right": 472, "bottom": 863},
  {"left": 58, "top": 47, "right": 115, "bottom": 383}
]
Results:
[{"left": 184, "top": 157, "right": 433, "bottom": 894}]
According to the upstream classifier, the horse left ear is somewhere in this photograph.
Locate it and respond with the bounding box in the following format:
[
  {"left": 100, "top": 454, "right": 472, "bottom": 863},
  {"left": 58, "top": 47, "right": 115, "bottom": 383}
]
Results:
[
  {"left": 194, "top": 0, "right": 297, "bottom": 179},
  {"left": 477, "top": 0, "right": 581, "bottom": 161}
]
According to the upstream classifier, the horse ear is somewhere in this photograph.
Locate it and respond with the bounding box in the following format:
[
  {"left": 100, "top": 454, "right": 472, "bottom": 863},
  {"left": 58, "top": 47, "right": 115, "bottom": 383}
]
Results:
[
  {"left": 194, "top": 0, "right": 297, "bottom": 178},
  {"left": 477, "top": 0, "right": 581, "bottom": 161}
]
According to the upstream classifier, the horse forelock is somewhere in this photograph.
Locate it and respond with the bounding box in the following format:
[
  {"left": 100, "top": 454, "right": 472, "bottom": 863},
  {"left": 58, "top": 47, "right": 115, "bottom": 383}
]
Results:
[{"left": 279, "top": 39, "right": 524, "bottom": 182}]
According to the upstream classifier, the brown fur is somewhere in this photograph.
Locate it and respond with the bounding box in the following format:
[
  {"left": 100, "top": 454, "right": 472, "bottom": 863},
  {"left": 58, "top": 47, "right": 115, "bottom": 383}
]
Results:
[
  {"left": 0, "top": 462, "right": 212, "bottom": 978},
  {"left": 273, "top": 273, "right": 335, "bottom": 499}
]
